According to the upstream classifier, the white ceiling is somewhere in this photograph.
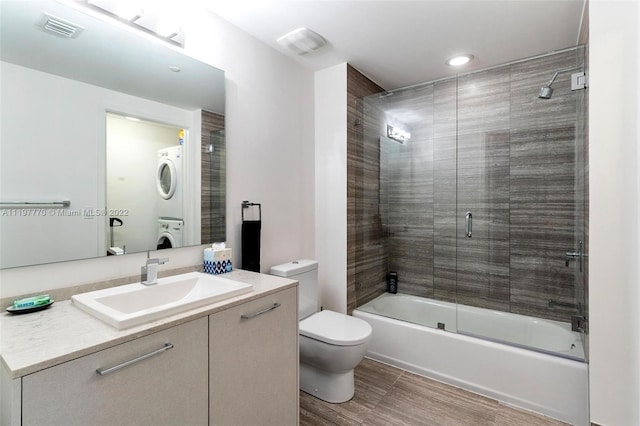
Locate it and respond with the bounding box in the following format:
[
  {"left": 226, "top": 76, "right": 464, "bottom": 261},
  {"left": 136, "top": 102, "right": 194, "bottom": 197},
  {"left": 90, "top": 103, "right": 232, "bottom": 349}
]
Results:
[{"left": 205, "top": 0, "right": 586, "bottom": 90}]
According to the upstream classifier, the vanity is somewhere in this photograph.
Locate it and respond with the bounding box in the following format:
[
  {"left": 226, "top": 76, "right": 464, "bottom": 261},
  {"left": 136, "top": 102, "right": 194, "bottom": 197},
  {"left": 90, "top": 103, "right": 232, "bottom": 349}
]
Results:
[{"left": 0, "top": 270, "right": 299, "bottom": 426}]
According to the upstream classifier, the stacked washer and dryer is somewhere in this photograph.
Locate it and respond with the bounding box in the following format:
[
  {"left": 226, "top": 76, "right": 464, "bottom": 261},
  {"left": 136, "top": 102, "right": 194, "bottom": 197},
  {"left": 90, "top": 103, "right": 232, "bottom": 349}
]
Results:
[{"left": 156, "top": 146, "right": 184, "bottom": 249}]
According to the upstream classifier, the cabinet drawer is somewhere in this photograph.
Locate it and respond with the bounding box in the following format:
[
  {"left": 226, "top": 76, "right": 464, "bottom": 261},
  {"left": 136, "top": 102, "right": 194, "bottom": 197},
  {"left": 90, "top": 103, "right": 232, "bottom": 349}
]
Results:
[
  {"left": 210, "top": 286, "right": 298, "bottom": 426},
  {"left": 22, "top": 317, "right": 208, "bottom": 426}
]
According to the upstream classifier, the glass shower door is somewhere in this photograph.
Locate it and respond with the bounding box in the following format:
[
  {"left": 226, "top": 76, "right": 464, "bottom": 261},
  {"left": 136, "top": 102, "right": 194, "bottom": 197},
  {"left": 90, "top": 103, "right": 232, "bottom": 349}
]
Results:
[
  {"left": 454, "top": 67, "right": 512, "bottom": 339},
  {"left": 455, "top": 49, "right": 587, "bottom": 360}
]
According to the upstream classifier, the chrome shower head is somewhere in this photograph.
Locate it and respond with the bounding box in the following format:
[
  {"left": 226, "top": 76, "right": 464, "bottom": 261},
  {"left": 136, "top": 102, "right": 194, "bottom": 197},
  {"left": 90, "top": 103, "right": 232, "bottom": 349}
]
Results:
[
  {"left": 537, "top": 66, "right": 582, "bottom": 100},
  {"left": 538, "top": 85, "right": 554, "bottom": 99},
  {"left": 538, "top": 70, "right": 561, "bottom": 99}
]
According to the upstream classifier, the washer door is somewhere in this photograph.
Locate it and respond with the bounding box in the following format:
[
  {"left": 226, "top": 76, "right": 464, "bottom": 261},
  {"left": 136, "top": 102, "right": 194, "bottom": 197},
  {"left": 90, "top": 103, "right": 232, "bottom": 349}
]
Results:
[
  {"left": 157, "top": 158, "right": 177, "bottom": 200},
  {"left": 157, "top": 232, "right": 175, "bottom": 250}
]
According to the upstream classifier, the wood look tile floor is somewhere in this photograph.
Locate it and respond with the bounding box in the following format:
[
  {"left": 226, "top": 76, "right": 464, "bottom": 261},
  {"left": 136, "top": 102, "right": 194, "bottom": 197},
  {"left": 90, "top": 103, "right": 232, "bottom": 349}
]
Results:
[{"left": 300, "top": 358, "right": 569, "bottom": 426}]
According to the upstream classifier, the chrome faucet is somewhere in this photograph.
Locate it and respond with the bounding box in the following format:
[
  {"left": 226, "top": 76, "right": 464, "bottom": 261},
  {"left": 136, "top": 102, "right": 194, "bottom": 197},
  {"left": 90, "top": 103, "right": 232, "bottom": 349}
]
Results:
[{"left": 141, "top": 253, "right": 169, "bottom": 285}]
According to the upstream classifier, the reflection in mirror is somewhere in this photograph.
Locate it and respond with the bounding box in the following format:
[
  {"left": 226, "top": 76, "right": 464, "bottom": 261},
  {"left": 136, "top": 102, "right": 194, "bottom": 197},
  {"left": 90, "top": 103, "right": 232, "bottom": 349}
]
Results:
[
  {"left": 201, "top": 112, "right": 226, "bottom": 245},
  {"left": 106, "top": 113, "right": 186, "bottom": 255},
  {"left": 0, "top": 0, "right": 225, "bottom": 269}
]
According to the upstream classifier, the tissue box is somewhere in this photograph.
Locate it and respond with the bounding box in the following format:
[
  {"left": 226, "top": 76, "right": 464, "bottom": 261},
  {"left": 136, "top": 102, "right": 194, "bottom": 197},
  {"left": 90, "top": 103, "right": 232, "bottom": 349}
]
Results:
[
  {"left": 204, "top": 246, "right": 233, "bottom": 274},
  {"left": 204, "top": 259, "right": 233, "bottom": 275},
  {"left": 213, "top": 248, "right": 232, "bottom": 261}
]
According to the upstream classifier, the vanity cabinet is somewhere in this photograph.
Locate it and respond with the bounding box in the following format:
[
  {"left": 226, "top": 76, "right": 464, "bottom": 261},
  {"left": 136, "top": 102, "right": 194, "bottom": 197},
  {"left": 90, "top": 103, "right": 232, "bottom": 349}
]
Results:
[
  {"left": 21, "top": 317, "right": 208, "bottom": 426},
  {"left": 209, "top": 287, "right": 299, "bottom": 425},
  {"left": 2, "top": 281, "right": 299, "bottom": 425}
]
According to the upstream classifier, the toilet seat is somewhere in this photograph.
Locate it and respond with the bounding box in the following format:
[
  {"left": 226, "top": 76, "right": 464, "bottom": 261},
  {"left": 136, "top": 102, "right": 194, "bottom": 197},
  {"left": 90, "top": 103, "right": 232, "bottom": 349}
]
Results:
[{"left": 299, "top": 310, "right": 372, "bottom": 346}]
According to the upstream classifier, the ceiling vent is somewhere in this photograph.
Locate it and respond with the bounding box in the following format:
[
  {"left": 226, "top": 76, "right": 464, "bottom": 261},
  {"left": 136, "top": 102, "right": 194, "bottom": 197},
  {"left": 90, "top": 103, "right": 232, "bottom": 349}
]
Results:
[
  {"left": 277, "top": 27, "right": 327, "bottom": 56},
  {"left": 39, "top": 14, "right": 84, "bottom": 39}
]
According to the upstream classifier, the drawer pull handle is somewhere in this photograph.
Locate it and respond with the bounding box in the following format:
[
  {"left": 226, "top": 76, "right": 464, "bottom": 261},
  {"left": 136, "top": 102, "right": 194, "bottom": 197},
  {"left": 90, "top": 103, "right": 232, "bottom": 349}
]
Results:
[
  {"left": 96, "top": 343, "right": 174, "bottom": 376},
  {"left": 241, "top": 302, "right": 281, "bottom": 320}
]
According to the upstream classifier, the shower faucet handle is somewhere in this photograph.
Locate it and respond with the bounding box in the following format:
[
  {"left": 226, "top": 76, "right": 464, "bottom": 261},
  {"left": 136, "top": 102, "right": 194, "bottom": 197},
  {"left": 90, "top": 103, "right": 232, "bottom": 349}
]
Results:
[
  {"left": 465, "top": 211, "right": 472, "bottom": 239},
  {"left": 564, "top": 241, "right": 583, "bottom": 271},
  {"left": 565, "top": 250, "right": 580, "bottom": 265}
]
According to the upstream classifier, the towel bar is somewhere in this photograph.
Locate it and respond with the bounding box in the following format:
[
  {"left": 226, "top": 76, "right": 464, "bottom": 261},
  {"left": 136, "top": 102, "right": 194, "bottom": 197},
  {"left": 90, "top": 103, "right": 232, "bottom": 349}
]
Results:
[
  {"left": 241, "top": 201, "right": 261, "bottom": 222},
  {"left": 0, "top": 200, "right": 71, "bottom": 207}
]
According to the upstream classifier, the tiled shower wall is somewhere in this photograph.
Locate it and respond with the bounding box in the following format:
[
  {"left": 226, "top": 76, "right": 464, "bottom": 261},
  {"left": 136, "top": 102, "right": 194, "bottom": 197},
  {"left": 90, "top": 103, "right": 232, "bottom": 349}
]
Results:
[
  {"left": 347, "top": 65, "right": 385, "bottom": 314},
  {"left": 201, "top": 110, "right": 226, "bottom": 244},
  {"left": 351, "top": 48, "right": 586, "bottom": 322},
  {"left": 577, "top": 3, "right": 589, "bottom": 351}
]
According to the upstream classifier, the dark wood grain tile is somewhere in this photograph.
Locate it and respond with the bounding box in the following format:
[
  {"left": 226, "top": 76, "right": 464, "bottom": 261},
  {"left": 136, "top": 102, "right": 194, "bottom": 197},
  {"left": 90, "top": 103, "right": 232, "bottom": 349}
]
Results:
[
  {"left": 510, "top": 49, "right": 579, "bottom": 132},
  {"left": 300, "top": 358, "right": 401, "bottom": 425},
  {"left": 510, "top": 126, "right": 576, "bottom": 204},
  {"left": 510, "top": 202, "right": 577, "bottom": 321},
  {"left": 201, "top": 110, "right": 225, "bottom": 244},
  {"left": 434, "top": 79, "right": 457, "bottom": 138},
  {"left": 457, "top": 67, "right": 510, "bottom": 136},
  {"left": 365, "top": 371, "right": 500, "bottom": 426},
  {"left": 494, "top": 404, "right": 569, "bottom": 426},
  {"left": 351, "top": 49, "right": 585, "bottom": 323},
  {"left": 300, "top": 392, "right": 362, "bottom": 426},
  {"left": 300, "top": 358, "right": 570, "bottom": 426},
  {"left": 347, "top": 65, "right": 386, "bottom": 314}
]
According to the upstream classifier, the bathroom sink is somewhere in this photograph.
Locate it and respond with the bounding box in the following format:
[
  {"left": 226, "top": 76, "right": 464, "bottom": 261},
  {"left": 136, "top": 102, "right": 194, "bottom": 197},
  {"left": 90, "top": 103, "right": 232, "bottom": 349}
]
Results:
[{"left": 72, "top": 272, "right": 253, "bottom": 329}]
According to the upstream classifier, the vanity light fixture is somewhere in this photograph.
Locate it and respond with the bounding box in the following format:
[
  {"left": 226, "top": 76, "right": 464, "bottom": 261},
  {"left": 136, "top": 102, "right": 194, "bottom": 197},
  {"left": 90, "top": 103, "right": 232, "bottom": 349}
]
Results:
[
  {"left": 446, "top": 54, "right": 474, "bottom": 66},
  {"left": 75, "top": 0, "right": 185, "bottom": 47},
  {"left": 134, "top": 10, "right": 183, "bottom": 42},
  {"left": 387, "top": 125, "right": 411, "bottom": 144},
  {"left": 87, "top": 0, "right": 142, "bottom": 21},
  {"left": 277, "top": 27, "right": 327, "bottom": 55}
]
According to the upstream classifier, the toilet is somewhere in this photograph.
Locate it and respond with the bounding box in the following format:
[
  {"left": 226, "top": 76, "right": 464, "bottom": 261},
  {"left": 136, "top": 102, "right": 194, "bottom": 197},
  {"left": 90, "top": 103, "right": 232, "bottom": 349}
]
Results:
[{"left": 270, "top": 260, "right": 372, "bottom": 403}]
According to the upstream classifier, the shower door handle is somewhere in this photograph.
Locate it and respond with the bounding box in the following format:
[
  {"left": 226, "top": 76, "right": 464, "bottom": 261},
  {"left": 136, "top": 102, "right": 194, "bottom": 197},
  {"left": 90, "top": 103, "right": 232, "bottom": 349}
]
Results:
[{"left": 465, "top": 211, "right": 472, "bottom": 238}]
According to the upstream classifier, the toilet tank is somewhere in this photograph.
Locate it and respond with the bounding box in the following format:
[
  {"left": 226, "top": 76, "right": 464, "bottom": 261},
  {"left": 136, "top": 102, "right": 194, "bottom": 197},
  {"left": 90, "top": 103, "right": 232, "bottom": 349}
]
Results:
[{"left": 270, "top": 260, "right": 318, "bottom": 320}]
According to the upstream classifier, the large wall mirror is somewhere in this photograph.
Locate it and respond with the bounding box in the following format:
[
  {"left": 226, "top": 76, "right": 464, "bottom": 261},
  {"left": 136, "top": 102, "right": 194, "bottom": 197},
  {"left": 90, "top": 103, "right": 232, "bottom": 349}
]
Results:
[{"left": 0, "top": 0, "right": 226, "bottom": 269}]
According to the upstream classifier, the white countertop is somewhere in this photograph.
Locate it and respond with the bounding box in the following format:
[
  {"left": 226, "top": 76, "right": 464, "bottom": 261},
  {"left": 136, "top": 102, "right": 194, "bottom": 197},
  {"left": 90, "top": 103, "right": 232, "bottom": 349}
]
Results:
[{"left": 0, "top": 270, "right": 297, "bottom": 378}]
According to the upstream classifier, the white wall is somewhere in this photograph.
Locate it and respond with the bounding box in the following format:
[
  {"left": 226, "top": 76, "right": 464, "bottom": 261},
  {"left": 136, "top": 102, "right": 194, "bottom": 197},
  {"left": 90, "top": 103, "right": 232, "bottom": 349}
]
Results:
[
  {"left": 0, "top": 62, "right": 101, "bottom": 268},
  {"left": 0, "top": 6, "right": 315, "bottom": 297},
  {"left": 589, "top": 1, "right": 640, "bottom": 424},
  {"left": 314, "top": 64, "right": 348, "bottom": 313},
  {"left": 183, "top": 10, "right": 316, "bottom": 272}
]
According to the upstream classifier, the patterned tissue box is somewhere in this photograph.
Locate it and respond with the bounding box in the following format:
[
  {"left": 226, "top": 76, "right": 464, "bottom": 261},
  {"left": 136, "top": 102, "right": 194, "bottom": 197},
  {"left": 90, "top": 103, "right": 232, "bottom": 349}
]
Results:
[
  {"left": 204, "top": 259, "right": 233, "bottom": 275},
  {"left": 204, "top": 247, "right": 233, "bottom": 274}
]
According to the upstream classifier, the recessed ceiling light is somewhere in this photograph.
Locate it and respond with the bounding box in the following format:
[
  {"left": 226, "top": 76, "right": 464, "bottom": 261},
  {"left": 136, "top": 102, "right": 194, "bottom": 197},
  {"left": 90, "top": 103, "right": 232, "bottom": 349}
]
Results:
[{"left": 446, "top": 54, "right": 474, "bottom": 66}]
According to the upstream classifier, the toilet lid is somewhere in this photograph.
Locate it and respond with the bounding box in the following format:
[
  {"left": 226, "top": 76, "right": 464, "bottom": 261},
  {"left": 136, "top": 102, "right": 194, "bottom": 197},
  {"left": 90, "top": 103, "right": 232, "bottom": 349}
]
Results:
[{"left": 299, "top": 310, "right": 372, "bottom": 346}]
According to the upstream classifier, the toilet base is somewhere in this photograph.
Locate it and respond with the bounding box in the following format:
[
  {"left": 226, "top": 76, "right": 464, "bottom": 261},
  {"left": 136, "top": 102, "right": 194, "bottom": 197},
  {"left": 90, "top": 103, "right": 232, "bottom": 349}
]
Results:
[{"left": 300, "top": 363, "right": 355, "bottom": 403}]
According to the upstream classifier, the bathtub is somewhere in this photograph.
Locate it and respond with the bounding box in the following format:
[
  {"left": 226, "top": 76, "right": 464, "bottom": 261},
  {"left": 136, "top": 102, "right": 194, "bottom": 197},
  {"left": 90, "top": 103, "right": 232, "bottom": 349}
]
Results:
[{"left": 353, "top": 293, "right": 589, "bottom": 425}]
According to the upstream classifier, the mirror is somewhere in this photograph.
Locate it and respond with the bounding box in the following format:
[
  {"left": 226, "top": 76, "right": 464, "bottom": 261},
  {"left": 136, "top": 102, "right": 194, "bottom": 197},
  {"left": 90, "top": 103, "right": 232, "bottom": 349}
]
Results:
[{"left": 0, "top": 0, "right": 226, "bottom": 269}]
